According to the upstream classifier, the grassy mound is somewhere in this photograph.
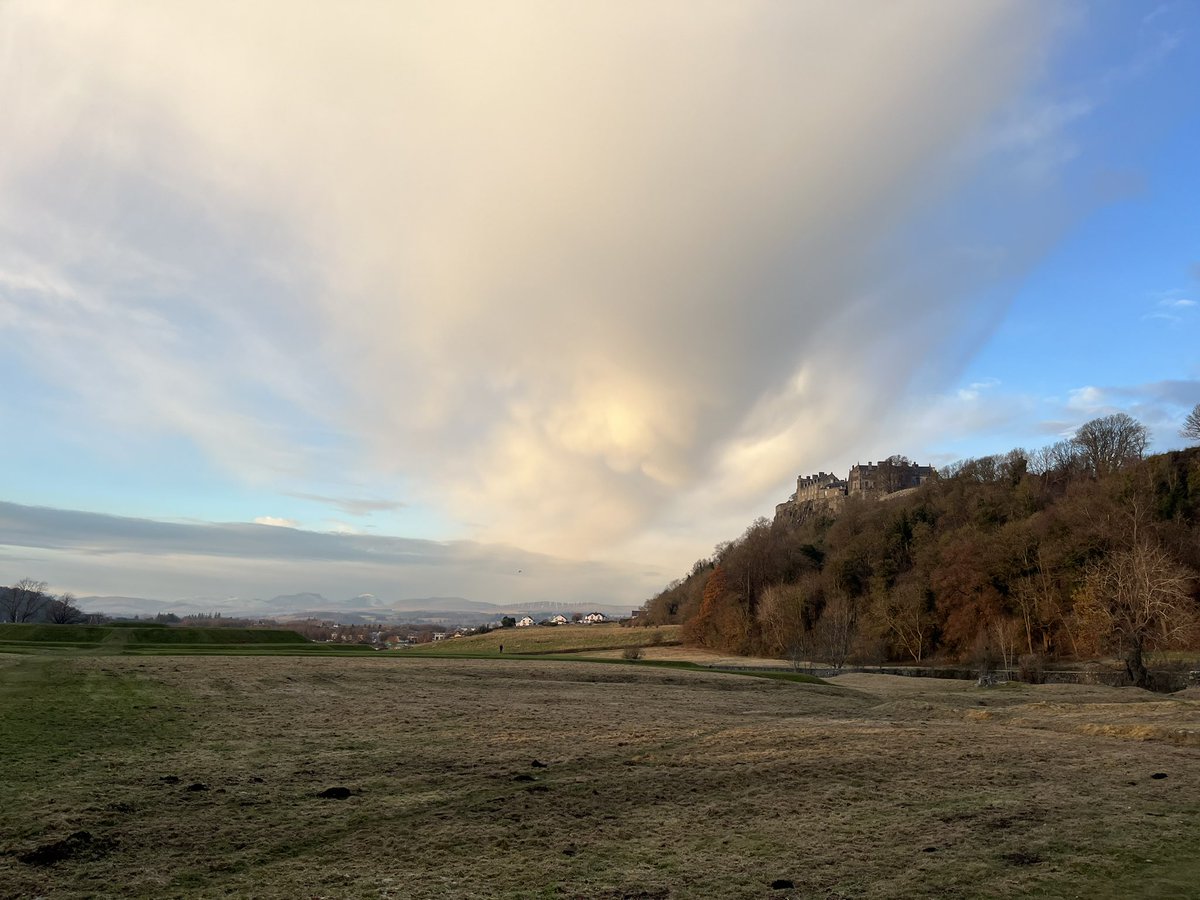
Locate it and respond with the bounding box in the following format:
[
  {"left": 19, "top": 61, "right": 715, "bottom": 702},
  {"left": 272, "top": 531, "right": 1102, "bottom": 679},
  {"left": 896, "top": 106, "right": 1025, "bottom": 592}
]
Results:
[
  {"left": 0, "top": 623, "right": 311, "bottom": 652},
  {"left": 117, "top": 627, "right": 308, "bottom": 645},
  {"left": 0, "top": 624, "right": 113, "bottom": 644}
]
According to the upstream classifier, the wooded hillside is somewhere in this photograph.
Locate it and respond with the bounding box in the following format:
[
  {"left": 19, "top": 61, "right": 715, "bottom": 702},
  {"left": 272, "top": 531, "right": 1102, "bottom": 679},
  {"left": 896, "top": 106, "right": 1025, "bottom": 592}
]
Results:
[{"left": 638, "top": 427, "right": 1200, "bottom": 688}]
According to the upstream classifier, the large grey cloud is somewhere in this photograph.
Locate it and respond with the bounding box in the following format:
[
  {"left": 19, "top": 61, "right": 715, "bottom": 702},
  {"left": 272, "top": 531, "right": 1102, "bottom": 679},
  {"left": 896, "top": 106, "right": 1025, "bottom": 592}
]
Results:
[
  {"left": 0, "top": 501, "right": 662, "bottom": 606},
  {"left": 0, "top": 2, "right": 1072, "bottom": 577}
]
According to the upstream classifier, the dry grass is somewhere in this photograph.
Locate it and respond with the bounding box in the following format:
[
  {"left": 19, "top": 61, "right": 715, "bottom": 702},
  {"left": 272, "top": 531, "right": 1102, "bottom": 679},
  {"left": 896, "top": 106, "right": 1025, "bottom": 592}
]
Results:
[
  {"left": 2, "top": 655, "right": 1200, "bottom": 898},
  {"left": 410, "top": 623, "right": 681, "bottom": 655}
]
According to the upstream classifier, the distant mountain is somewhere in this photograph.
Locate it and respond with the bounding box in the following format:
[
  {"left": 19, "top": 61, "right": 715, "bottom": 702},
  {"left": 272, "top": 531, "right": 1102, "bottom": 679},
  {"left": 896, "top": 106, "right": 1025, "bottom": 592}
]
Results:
[
  {"left": 264, "top": 592, "right": 330, "bottom": 609},
  {"left": 387, "top": 596, "right": 503, "bottom": 612},
  {"left": 76, "top": 595, "right": 248, "bottom": 617},
  {"left": 76, "top": 592, "right": 633, "bottom": 625}
]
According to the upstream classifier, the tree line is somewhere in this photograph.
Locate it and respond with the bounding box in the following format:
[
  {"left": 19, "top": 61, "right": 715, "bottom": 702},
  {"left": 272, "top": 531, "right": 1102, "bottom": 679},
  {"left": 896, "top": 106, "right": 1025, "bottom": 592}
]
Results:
[
  {"left": 636, "top": 411, "right": 1200, "bottom": 688},
  {"left": 0, "top": 579, "right": 88, "bottom": 624}
]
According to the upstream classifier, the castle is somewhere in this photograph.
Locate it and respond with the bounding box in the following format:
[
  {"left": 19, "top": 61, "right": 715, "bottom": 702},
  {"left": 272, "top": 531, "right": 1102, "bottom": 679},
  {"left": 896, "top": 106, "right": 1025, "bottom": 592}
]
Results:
[
  {"left": 845, "top": 458, "right": 935, "bottom": 495},
  {"left": 776, "top": 457, "right": 935, "bottom": 518}
]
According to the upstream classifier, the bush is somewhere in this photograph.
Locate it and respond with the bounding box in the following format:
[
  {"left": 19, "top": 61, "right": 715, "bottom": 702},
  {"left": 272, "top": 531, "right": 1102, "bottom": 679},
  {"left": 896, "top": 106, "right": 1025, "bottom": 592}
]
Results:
[
  {"left": 1017, "top": 653, "right": 1045, "bottom": 684},
  {"left": 622, "top": 646, "right": 644, "bottom": 660}
]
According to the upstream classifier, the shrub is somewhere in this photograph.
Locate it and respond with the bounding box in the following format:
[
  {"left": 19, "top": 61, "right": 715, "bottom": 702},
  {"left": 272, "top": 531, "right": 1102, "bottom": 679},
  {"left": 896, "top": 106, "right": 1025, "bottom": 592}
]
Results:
[
  {"left": 622, "top": 646, "right": 644, "bottom": 660},
  {"left": 1017, "top": 653, "right": 1045, "bottom": 684}
]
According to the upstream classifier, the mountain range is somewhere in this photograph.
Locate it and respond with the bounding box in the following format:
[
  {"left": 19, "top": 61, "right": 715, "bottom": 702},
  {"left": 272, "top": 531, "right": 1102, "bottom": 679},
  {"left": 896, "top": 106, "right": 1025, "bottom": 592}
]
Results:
[{"left": 75, "top": 592, "right": 633, "bottom": 625}]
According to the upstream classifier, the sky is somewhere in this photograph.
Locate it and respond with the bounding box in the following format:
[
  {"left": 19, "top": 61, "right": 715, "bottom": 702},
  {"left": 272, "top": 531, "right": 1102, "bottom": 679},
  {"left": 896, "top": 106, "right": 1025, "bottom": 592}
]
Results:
[{"left": 1, "top": 1, "right": 1198, "bottom": 611}]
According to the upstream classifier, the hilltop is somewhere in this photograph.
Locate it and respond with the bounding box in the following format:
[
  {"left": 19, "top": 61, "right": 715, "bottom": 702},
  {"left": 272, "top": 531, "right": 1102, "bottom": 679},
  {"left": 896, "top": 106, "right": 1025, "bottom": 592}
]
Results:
[{"left": 638, "top": 421, "right": 1200, "bottom": 689}]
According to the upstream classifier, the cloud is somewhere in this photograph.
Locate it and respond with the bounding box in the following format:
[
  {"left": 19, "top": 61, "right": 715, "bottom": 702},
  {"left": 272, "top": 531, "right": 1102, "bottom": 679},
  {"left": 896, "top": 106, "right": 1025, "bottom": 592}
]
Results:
[
  {"left": 1067, "top": 385, "right": 1111, "bottom": 412},
  {"left": 286, "top": 493, "right": 406, "bottom": 517},
  {"left": 956, "top": 378, "right": 1003, "bottom": 402},
  {"left": 0, "top": 500, "right": 664, "bottom": 606},
  {"left": 1, "top": 2, "right": 1074, "bottom": 572},
  {"left": 1143, "top": 291, "right": 1197, "bottom": 322},
  {"left": 1052, "top": 380, "right": 1200, "bottom": 448},
  {"left": 254, "top": 516, "right": 298, "bottom": 528},
  {"left": 987, "top": 96, "right": 1094, "bottom": 184}
]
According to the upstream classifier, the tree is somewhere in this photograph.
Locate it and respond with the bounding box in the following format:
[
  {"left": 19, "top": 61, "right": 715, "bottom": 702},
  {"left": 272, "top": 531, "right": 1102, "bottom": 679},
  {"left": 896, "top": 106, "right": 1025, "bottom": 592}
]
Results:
[
  {"left": 1182, "top": 403, "right": 1200, "bottom": 444},
  {"left": 815, "top": 591, "right": 858, "bottom": 668},
  {"left": 875, "top": 455, "right": 913, "bottom": 493},
  {"left": 1072, "top": 541, "right": 1197, "bottom": 689},
  {"left": 1071, "top": 413, "right": 1149, "bottom": 478},
  {"left": 757, "top": 579, "right": 818, "bottom": 665},
  {"left": 46, "top": 593, "right": 86, "bottom": 624},
  {"left": 873, "top": 579, "right": 932, "bottom": 663},
  {"left": 500, "top": 616, "right": 516, "bottom": 628},
  {"left": 1, "top": 578, "right": 50, "bottom": 623}
]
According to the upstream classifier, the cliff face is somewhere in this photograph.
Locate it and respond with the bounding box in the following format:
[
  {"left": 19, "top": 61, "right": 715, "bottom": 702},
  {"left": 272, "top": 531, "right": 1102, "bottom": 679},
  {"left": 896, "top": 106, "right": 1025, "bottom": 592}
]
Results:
[{"left": 773, "top": 493, "right": 844, "bottom": 527}]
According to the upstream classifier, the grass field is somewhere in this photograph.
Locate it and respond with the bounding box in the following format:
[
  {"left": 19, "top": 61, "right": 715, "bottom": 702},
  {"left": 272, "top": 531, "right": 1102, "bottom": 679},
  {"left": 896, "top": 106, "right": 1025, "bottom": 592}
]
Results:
[
  {"left": 0, "top": 623, "right": 381, "bottom": 657},
  {"left": 408, "top": 623, "right": 682, "bottom": 656},
  {"left": 2, "top": 654, "right": 1199, "bottom": 899}
]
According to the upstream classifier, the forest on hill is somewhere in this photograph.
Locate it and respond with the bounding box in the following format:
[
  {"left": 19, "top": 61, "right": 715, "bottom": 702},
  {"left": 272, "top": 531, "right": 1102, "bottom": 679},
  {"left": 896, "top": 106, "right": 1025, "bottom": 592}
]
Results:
[{"left": 637, "top": 413, "right": 1200, "bottom": 688}]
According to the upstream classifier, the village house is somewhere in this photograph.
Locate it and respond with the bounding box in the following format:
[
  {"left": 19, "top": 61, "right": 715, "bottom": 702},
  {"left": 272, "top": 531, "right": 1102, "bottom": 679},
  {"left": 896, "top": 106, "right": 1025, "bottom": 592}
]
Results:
[
  {"left": 516, "top": 615, "right": 536, "bottom": 627},
  {"left": 549, "top": 614, "right": 569, "bottom": 625},
  {"left": 583, "top": 612, "right": 607, "bottom": 624}
]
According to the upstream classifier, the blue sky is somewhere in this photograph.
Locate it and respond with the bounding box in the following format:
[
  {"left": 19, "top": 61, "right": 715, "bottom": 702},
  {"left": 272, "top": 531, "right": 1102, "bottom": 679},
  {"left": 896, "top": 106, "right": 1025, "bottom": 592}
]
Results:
[{"left": 0, "top": 2, "right": 1197, "bottom": 610}]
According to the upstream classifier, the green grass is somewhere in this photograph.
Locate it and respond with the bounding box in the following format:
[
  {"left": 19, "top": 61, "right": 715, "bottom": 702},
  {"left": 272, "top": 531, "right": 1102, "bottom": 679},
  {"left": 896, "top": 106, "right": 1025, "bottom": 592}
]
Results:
[
  {"left": 0, "top": 657, "right": 189, "bottom": 844},
  {"left": 121, "top": 643, "right": 381, "bottom": 656},
  {"left": 117, "top": 626, "right": 309, "bottom": 644},
  {"left": 0, "top": 623, "right": 115, "bottom": 643},
  {"left": 0, "top": 622, "right": 312, "bottom": 656}
]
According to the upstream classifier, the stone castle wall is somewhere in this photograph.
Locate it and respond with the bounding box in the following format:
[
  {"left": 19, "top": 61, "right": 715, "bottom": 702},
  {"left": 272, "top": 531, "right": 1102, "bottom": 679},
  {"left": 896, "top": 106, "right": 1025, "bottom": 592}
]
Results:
[{"left": 776, "top": 457, "right": 936, "bottom": 523}]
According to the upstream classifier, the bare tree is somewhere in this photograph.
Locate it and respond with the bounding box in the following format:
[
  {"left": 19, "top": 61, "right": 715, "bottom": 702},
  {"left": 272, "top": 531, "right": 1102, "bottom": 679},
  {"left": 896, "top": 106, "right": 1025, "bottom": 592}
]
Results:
[
  {"left": 1073, "top": 541, "right": 1197, "bottom": 688},
  {"left": 875, "top": 454, "right": 913, "bottom": 493},
  {"left": 1182, "top": 403, "right": 1200, "bottom": 444},
  {"left": 2, "top": 578, "right": 51, "bottom": 623},
  {"left": 988, "top": 616, "right": 1022, "bottom": 673},
  {"left": 1035, "top": 439, "right": 1085, "bottom": 478},
  {"left": 757, "top": 579, "right": 816, "bottom": 663},
  {"left": 46, "top": 592, "right": 86, "bottom": 625},
  {"left": 873, "top": 579, "right": 931, "bottom": 663},
  {"left": 815, "top": 591, "right": 857, "bottom": 668},
  {"left": 1071, "top": 413, "right": 1149, "bottom": 478}
]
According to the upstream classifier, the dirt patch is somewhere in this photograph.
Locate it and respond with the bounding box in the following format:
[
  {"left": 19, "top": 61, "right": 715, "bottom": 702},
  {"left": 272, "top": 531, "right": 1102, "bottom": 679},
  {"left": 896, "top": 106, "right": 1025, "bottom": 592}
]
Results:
[{"left": 17, "top": 831, "right": 117, "bottom": 867}]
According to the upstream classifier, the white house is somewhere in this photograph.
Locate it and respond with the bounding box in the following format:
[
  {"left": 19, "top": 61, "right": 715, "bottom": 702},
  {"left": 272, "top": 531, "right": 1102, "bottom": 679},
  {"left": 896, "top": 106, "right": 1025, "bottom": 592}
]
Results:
[
  {"left": 516, "top": 616, "right": 536, "bottom": 627},
  {"left": 549, "top": 614, "right": 568, "bottom": 625},
  {"left": 583, "top": 612, "right": 607, "bottom": 624}
]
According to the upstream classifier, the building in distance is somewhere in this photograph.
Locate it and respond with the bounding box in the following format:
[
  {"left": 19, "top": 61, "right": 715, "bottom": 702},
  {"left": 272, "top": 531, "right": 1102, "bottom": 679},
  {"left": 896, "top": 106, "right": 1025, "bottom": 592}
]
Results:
[{"left": 776, "top": 455, "right": 936, "bottom": 522}]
